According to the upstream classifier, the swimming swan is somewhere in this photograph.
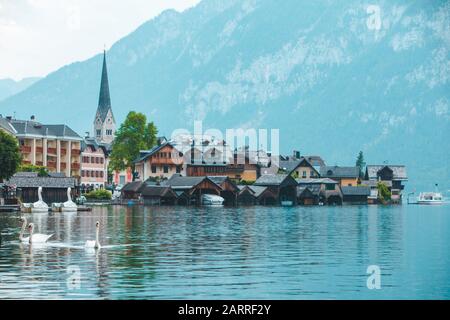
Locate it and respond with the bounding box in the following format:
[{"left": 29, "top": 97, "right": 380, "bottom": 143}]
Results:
[
  {"left": 25, "top": 222, "right": 53, "bottom": 244},
  {"left": 85, "top": 221, "right": 101, "bottom": 249}
]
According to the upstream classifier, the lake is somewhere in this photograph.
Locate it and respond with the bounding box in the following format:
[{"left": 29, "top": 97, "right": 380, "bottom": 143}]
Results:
[{"left": 0, "top": 205, "right": 449, "bottom": 299}]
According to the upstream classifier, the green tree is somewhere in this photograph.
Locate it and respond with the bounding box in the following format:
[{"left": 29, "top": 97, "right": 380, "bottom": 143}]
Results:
[
  {"left": 0, "top": 130, "right": 21, "bottom": 182},
  {"left": 377, "top": 182, "right": 391, "bottom": 203},
  {"left": 356, "top": 151, "right": 366, "bottom": 178},
  {"left": 109, "top": 111, "right": 158, "bottom": 179}
]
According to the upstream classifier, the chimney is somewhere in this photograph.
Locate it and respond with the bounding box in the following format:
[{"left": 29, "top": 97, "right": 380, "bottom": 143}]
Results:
[
  {"left": 293, "top": 150, "right": 301, "bottom": 160},
  {"left": 85, "top": 131, "right": 90, "bottom": 138},
  {"left": 30, "top": 115, "right": 35, "bottom": 121},
  {"left": 6, "top": 116, "right": 12, "bottom": 121}
]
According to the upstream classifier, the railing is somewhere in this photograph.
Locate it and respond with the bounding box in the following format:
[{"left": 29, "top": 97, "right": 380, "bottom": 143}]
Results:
[
  {"left": 22, "top": 160, "right": 31, "bottom": 165},
  {"left": 36, "top": 161, "right": 43, "bottom": 166},
  {"left": 20, "top": 146, "right": 31, "bottom": 153},
  {"left": 60, "top": 148, "right": 67, "bottom": 155},
  {"left": 71, "top": 149, "right": 81, "bottom": 156},
  {"left": 61, "top": 162, "right": 67, "bottom": 170},
  {"left": 47, "top": 161, "right": 57, "bottom": 168},
  {"left": 71, "top": 163, "right": 80, "bottom": 170},
  {"left": 47, "top": 147, "right": 57, "bottom": 155},
  {"left": 36, "top": 147, "right": 43, "bottom": 153}
]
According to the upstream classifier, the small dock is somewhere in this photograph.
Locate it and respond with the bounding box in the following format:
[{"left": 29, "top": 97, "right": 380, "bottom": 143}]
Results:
[{"left": 0, "top": 205, "right": 20, "bottom": 212}]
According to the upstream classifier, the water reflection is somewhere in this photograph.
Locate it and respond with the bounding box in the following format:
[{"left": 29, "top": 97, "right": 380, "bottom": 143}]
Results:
[{"left": 0, "top": 205, "right": 449, "bottom": 299}]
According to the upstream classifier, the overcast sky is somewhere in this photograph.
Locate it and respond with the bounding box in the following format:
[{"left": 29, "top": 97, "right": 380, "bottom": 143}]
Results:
[{"left": 0, "top": 0, "right": 200, "bottom": 81}]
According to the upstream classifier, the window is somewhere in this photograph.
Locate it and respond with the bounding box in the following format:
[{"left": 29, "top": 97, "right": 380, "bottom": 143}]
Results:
[
  {"left": 163, "top": 165, "right": 169, "bottom": 173},
  {"left": 176, "top": 166, "right": 181, "bottom": 173},
  {"left": 96, "top": 130, "right": 101, "bottom": 137},
  {"left": 86, "top": 171, "right": 90, "bottom": 177},
  {"left": 302, "top": 171, "right": 307, "bottom": 178},
  {"left": 100, "top": 158, "right": 104, "bottom": 164},
  {"left": 100, "top": 171, "right": 104, "bottom": 178},
  {"left": 106, "top": 129, "right": 113, "bottom": 136},
  {"left": 151, "top": 165, "right": 157, "bottom": 173},
  {"left": 81, "top": 170, "right": 85, "bottom": 177},
  {"left": 96, "top": 157, "right": 99, "bottom": 164},
  {"left": 91, "top": 157, "right": 95, "bottom": 163},
  {"left": 326, "top": 184, "right": 335, "bottom": 191}
]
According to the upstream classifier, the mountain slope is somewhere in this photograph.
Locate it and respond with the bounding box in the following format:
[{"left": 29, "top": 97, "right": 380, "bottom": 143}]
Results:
[
  {"left": 0, "top": 77, "right": 40, "bottom": 102},
  {"left": 1, "top": 0, "right": 449, "bottom": 190}
]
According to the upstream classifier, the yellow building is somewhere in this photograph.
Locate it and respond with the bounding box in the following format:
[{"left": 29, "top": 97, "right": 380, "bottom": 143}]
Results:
[
  {"left": 5, "top": 116, "right": 83, "bottom": 177},
  {"left": 320, "top": 166, "right": 360, "bottom": 187}
]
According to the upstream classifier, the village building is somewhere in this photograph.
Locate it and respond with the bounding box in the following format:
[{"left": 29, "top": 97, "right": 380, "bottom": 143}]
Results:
[
  {"left": 237, "top": 185, "right": 278, "bottom": 206},
  {"left": 7, "top": 172, "right": 77, "bottom": 204},
  {"left": 141, "top": 185, "right": 178, "bottom": 206},
  {"left": 341, "top": 186, "right": 371, "bottom": 205},
  {"left": 80, "top": 137, "right": 108, "bottom": 190},
  {"left": 134, "top": 141, "right": 184, "bottom": 181},
  {"left": 254, "top": 174, "right": 298, "bottom": 205},
  {"left": 2, "top": 116, "right": 82, "bottom": 177},
  {"left": 320, "top": 166, "right": 360, "bottom": 186},
  {"left": 296, "top": 178, "right": 342, "bottom": 205},
  {"left": 279, "top": 157, "right": 320, "bottom": 179},
  {"left": 364, "top": 165, "right": 408, "bottom": 203}
]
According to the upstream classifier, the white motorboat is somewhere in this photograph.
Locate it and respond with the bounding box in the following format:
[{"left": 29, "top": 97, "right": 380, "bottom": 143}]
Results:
[
  {"left": 417, "top": 192, "right": 444, "bottom": 205},
  {"left": 201, "top": 194, "right": 224, "bottom": 206}
]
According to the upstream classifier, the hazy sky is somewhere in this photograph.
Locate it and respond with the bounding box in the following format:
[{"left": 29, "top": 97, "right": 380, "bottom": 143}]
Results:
[{"left": 0, "top": 0, "right": 200, "bottom": 81}]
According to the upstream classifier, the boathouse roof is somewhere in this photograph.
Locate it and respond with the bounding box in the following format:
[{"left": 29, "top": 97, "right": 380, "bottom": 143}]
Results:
[
  {"left": 7, "top": 173, "right": 77, "bottom": 188},
  {"left": 122, "top": 181, "right": 145, "bottom": 193},
  {"left": 297, "top": 185, "right": 320, "bottom": 197},
  {"left": 141, "top": 186, "right": 176, "bottom": 198},
  {"left": 341, "top": 186, "right": 371, "bottom": 196},
  {"left": 254, "top": 174, "right": 297, "bottom": 187}
]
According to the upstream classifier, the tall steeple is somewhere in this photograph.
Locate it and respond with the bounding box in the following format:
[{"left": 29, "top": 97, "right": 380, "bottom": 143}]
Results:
[
  {"left": 93, "top": 50, "right": 116, "bottom": 144},
  {"left": 97, "top": 50, "right": 112, "bottom": 120}
]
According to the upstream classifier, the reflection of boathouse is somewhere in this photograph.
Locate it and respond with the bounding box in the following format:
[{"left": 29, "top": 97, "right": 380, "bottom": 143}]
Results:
[{"left": 7, "top": 172, "right": 77, "bottom": 204}]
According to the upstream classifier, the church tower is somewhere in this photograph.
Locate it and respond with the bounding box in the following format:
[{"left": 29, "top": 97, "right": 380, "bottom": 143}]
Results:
[{"left": 94, "top": 50, "right": 116, "bottom": 144}]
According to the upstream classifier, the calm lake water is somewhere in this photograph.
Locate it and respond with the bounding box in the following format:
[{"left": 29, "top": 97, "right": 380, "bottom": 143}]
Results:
[{"left": 0, "top": 204, "right": 449, "bottom": 299}]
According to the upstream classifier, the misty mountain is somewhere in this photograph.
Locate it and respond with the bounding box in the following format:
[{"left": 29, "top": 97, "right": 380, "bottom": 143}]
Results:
[
  {"left": 0, "top": 77, "right": 40, "bottom": 102},
  {"left": 0, "top": 0, "right": 449, "bottom": 190}
]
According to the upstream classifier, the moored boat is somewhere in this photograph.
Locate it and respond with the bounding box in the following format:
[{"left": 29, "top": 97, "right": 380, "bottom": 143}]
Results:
[
  {"left": 201, "top": 194, "right": 224, "bottom": 206},
  {"left": 417, "top": 192, "right": 444, "bottom": 205}
]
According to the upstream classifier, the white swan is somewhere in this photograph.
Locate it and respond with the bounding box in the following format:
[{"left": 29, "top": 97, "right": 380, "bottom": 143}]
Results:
[
  {"left": 23, "top": 222, "right": 53, "bottom": 244},
  {"left": 62, "top": 187, "right": 77, "bottom": 212},
  {"left": 31, "top": 187, "right": 49, "bottom": 213},
  {"left": 85, "top": 221, "right": 101, "bottom": 249},
  {"left": 19, "top": 217, "right": 30, "bottom": 243}
]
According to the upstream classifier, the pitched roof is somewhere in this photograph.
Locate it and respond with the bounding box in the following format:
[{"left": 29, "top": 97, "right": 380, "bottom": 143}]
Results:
[
  {"left": 81, "top": 137, "right": 108, "bottom": 154},
  {"left": 341, "top": 186, "right": 371, "bottom": 196},
  {"left": 0, "top": 116, "right": 17, "bottom": 134},
  {"left": 134, "top": 142, "right": 180, "bottom": 163},
  {"left": 296, "top": 178, "right": 338, "bottom": 185},
  {"left": 122, "top": 181, "right": 145, "bottom": 192},
  {"left": 320, "top": 166, "right": 360, "bottom": 178},
  {"left": 365, "top": 165, "right": 408, "bottom": 180},
  {"left": 141, "top": 186, "right": 176, "bottom": 197},
  {"left": 254, "top": 174, "right": 297, "bottom": 187},
  {"left": 278, "top": 157, "right": 317, "bottom": 175},
  {"left": 161, "top": 175, "right": 208, "bottom": 190},
  {"left": 7, "top": 174, "right": 77, "bottom": 188},
  {"left": 248, "top": 186, "right": 269, "bottom": 198},
  {"left": 297, "top": 185, "right": 320, "bottom": 197},
  {"left": 96, "top": 51, "right": 113, "bottom": 123},
  {"left": 7, "top": 119, "right": 81, "bottom": 140}
]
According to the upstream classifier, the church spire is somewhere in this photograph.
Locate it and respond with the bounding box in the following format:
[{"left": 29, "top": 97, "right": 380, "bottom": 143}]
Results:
[{"left": 96, "top": 50, "right": 112, "bottom": 121}]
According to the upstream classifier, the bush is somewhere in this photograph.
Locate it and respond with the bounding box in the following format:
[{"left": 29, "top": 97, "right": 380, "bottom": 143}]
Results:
[
  {"left": 377, "top": 182, "right": 391, "bottom": 202},
  {"left": 85, "top": 189, "right": 112, "bottom": 200},
  {"left": 19, "top": 164, "right": 48, "bottom": 177},
  {"left": 240, "top": 180, "right": 255, "bottom": 185}
]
